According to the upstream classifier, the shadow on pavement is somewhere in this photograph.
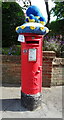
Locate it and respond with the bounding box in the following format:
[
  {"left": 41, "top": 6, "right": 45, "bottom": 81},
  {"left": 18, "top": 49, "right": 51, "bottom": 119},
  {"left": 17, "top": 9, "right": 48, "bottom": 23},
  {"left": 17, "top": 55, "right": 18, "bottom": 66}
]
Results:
[
  {"left": 1, "top": 98, "right": 28, "bottom": 112},
  {"left": 2, "top": 83, "right": 20, "bottom": 87}
]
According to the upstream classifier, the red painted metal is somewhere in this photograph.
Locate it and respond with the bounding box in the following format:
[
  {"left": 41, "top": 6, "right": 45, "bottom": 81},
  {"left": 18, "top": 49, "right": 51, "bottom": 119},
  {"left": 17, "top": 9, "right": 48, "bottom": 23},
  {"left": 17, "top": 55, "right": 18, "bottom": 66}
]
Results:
[{"left": 21, "top": 33, "right": 43, "bottom": 94}]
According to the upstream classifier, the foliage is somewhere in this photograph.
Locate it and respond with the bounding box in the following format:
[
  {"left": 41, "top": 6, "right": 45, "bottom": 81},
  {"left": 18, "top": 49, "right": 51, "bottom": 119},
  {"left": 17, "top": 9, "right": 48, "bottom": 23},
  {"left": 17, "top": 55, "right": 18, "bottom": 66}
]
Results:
[
  {"left": 0, "top": 0, "right": 2, "bottom": 7},
  {"left": 43, "top": 35, "right": 64, "bottom": 57},
  {"left": 2, "top": 2, "right": 25, "bottom": 47},
  {"left": 47, "top": 19, "right": 64, "bottom": 57},
  {"left": 47, "top": 19, "right": 64, "bottom": 36},
  {"left": 2, "top": 45, "right": 21, "bottom": 55},
  {"left": 51, "top": 2, "right": 64, "bottom": 20},
  {"left": 44, "top": 19, "right": 64, "bottom": 58}
]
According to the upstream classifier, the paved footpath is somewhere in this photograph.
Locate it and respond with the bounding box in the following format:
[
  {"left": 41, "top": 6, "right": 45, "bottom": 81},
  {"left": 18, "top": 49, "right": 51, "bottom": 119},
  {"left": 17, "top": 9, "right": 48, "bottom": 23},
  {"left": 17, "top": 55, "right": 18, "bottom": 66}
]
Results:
[{"left": 0, "top": 85, "right": 63, "bottom": 119}]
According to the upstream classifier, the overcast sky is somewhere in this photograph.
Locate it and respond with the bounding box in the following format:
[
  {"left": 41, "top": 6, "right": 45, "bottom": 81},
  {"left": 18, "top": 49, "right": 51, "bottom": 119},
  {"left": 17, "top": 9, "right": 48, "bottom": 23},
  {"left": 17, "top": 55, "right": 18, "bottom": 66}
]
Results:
[{"left": 16, "top": 0, "right": 56, "bottom": 22}]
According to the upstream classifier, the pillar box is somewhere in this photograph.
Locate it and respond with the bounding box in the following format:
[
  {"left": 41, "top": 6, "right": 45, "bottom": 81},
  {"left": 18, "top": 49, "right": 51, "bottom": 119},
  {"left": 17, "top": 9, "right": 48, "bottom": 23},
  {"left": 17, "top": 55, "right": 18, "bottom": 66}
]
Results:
[{"left": 16, "top": 5, "right": 49, "bottom": 110}]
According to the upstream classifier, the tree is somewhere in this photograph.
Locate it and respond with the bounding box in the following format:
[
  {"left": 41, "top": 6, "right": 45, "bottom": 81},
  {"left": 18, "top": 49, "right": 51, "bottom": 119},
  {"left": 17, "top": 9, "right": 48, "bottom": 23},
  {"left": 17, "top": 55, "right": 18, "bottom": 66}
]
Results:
[
  {"left": 48, "top": 19, "right": 64, "bottom": 36},
  {"left": 2, "top": 2, "right": 25, "bottom": 47},
  {"left": 51, "top": 2, "right": 64, "bottom": 20}
]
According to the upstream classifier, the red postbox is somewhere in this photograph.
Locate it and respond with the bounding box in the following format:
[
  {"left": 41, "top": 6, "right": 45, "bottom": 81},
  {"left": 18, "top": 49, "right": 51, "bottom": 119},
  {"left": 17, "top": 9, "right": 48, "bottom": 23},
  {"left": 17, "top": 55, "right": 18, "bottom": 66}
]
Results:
[
  {"left": 21, "top": 33, "right": 43, "bottom": 110},
  {"left": 21, "top": 33, "right": 43, "bottom": 94}
]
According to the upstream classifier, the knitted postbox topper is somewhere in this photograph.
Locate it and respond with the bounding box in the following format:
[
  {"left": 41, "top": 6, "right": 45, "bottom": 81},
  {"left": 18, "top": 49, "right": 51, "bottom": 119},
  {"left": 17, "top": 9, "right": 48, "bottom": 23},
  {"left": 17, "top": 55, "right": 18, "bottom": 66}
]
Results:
[{"left": 16, "top": 5, "right": 49, "bottom": 35}]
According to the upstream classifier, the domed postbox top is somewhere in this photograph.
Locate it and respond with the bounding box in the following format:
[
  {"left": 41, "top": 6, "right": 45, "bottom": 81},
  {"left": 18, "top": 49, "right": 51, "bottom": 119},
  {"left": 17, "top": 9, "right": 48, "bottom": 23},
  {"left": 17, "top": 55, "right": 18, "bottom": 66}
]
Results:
[{"left": 16, "top": 5, "right": 49, "bottom": 35}]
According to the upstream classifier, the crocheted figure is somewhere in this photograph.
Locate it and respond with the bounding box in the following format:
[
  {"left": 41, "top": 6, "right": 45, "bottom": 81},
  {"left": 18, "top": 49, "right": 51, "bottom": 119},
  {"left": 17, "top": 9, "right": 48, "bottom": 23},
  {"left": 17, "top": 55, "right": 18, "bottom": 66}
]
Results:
[
  {"left": 16, "top": 5, "right": 49, "bottom": 35},
  {"left": 26, "top": 5, "right": 46, "bottom": 25}
]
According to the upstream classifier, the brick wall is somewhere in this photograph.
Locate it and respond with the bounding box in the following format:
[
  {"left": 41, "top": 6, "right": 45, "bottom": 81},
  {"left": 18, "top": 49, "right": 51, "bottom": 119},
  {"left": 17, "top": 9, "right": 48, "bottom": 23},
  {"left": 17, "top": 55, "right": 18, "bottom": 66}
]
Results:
[
  {"left": 42, "top": 51, "right": 56, "bottom": 87},
  {"left": 2, "top": 55, "right": 21, "bottom": 86},
  {"left": 1, "top": 51, "right": 64, "bottom": 87},
  {"left": 51, "top": 58, "right": 64, "bottom": 86}
]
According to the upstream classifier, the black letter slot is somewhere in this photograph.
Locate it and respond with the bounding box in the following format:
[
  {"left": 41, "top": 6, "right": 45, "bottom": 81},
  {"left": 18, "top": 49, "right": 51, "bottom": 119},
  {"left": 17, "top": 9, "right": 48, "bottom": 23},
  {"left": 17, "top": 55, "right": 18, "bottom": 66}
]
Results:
[{"left": 26, "top": 41, "right": 39, "bottom": 44}]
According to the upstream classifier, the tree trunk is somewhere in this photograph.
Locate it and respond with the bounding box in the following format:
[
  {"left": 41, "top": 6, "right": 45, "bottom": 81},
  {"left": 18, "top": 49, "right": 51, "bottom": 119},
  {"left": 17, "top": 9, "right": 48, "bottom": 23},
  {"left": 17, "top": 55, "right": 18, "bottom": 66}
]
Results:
[{"left": 45, "top": 1, "right": 50, "bottom": 25}]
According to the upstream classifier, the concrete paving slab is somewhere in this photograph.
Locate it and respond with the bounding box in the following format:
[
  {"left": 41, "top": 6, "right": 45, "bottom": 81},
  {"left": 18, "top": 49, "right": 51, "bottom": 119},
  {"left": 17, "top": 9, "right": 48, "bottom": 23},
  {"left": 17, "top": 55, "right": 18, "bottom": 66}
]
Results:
[{"left": 0, "top": 86, "right": 63, "bottom": 118}]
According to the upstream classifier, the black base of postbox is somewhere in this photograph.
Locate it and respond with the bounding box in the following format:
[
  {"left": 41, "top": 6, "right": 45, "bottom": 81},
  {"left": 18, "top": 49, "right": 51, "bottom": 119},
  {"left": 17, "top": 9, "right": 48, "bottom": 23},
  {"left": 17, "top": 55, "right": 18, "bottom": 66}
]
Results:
[{"left": 21, "top": 91, "right": 42, "bottom": 111}]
